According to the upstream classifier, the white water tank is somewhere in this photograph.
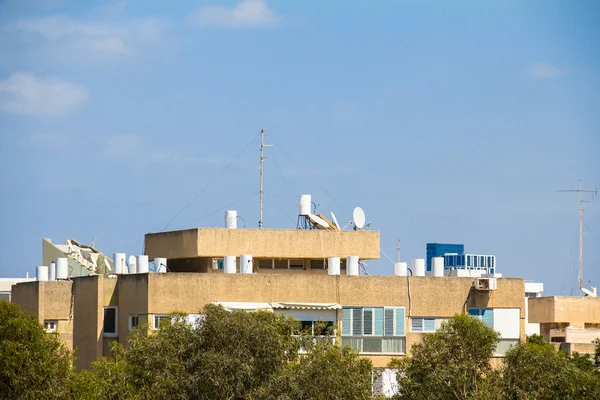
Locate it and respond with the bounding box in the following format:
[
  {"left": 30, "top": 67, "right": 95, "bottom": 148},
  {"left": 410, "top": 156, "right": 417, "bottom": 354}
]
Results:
[
  {"left": 432, "top": 257, "right": 444, "bottom": 277},
  {"left": 346, "top": 256, "right": 359, "bottom": 276},
  {"left": 137, "top": 255, "right": 149, "bottom": 273},
  {"left": 225, "top": 210, "right": 237, "bottom": 229},
  {"left": 328, "top": 257, "right": 341, "bottom": 275},
  {"left": 56, "top": 258, "right": 68, "bottom": 280},
  {"left": 114, "top": 253, "right": 126, "bottom": 274},
  {"left": 49, "top": 261, "right": 56, "bottom": 281},
  {"left": 394, "top": 262, "right": 408, "bottom": 276},
  {"left": 413, "top": 259, "right": 425, "bottom": 277},
  {"left": 154, "top": 257, "right": 167, "bottom": 273},
  {"left": 299, "top": 194, "right": 312, "bottom": 216},
  {"left": 240, "top": 254, "right": 253, "bottom": 274},
  {"left": 37, "top": 266, "right": 48, "bottom": 281},
  {"left": 224, "top": 256, "right": 236, "bottom": 274},
  {"left": 129, "top": 258, "right": 137, "bottom": 274}
]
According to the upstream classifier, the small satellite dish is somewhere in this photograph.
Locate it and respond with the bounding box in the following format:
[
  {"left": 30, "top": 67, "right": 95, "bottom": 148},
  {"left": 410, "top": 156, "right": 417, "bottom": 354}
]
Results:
[
  {"left": 308, "top": 213, "right": 330, "bottom": 229},
  {"left": 352, "top": 207, "right": 366, "bottom": 229},
  {"left": 331, "top": 212, "right": 341, "bottom": 230}
]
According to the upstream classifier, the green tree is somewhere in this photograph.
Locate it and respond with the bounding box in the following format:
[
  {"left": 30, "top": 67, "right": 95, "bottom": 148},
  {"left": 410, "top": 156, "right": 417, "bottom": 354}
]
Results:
[
  {"left": 501, "top": 340, "right": 600, "bottom": 400},
  {"left": 186, "top": 304, "right": 301, "bottom": 399},
  {"left": 257, "top": 339, "right": 374, "bottom": 400},
  {"left": 389, "top": 313, "right": 501, "bottom": 400},
  {"left": 0, "top": 302, "right": 75, "bottom": 399}
]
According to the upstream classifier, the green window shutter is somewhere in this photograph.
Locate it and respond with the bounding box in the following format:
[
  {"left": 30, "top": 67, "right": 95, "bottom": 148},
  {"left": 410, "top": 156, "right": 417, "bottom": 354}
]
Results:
[
  {"left": 424, "top": 318, "right": 435, "bottom": 332},
  {"left": 482, "top": 309, "right": 493, "bottom": 328},
  {"left": 384, "top": 308, "right": 394, "bottom": 336},
  {"left": 395, "top": 308, "right": 405, "bottom": 336},
  {"left": 352, "top": 308, "right": 362, "bottom": 335},
  {"left": 342, "top": 308, "right": 351, "bottom": 335},
  {"left": 363, "top": 308, "right": 373, "bottom": 335},
  {"left": 374, "top": 308, "right": 384, "bottom": 335}
]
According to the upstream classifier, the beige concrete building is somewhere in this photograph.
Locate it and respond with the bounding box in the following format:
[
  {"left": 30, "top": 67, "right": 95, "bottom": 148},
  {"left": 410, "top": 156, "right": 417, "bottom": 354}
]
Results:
[
  {"left": 13, "top": 228, "right": 526, "bottom": 372},
  {"left": 528, "top": 296, "right": 600, "bottom": 356}
]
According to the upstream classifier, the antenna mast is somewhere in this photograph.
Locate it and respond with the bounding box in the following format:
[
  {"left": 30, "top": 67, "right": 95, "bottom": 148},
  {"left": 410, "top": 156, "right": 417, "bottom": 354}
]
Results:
[
  {"left": 258, "top": 129, "right": 272, "bottom": 229},
  {"left": 557, "top": 180, "right": 597, "bottom": 295}
]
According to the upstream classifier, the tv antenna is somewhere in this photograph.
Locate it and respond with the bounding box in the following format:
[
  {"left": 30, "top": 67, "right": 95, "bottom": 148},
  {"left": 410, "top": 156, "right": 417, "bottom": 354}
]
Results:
[
  {"left": 258, "top": 129, "right": 273, "bottom": 229},
  {"left": 557, "top": 179, "right": 597, "bottom": 296}
]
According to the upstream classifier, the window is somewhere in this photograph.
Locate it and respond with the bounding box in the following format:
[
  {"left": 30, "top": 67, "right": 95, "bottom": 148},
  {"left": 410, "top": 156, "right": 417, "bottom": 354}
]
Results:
[
  {"left": 153, "top": 314, "right": 170, "bottom": 329},
  {"left": 259, "top": 258, "right": 273, "bottom": 269},
  {"left": 274, "top": 259, "right": 288, "bottom": 269},
  {"left": 129, "top": 315, "right": 139, "bottom": 330},
  {"left": 494, "top": 339, "right": 519, "bottom": 356},
  {"left": 290, "top": 259, "right": 304, "bottom": 270},
  {"left": 341, "top": 307, "right": 406, "bottom": 354},
  {"left": 468, "top": 308, "right": 493, "bottom": 328},
  {"left": 411, "top": 318, "right": 436, "bottom": 332},
  {"left": 103, "top": 307, "right": 118, "bottom": 337},
  {"left": 44, "top": 320, "right": 57, "bottom": 333}
]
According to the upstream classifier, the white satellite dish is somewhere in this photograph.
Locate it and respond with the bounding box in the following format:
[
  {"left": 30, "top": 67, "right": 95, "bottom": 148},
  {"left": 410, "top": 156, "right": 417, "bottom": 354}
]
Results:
[
  {"left": 331, "top": 212, "right": 341, "bottom": 230},
  {"left": 352, "top": 207, "right": 366, "bottom": 229},
  {"left": 308, "top": 213, "right": 330, "bottom": 229}
]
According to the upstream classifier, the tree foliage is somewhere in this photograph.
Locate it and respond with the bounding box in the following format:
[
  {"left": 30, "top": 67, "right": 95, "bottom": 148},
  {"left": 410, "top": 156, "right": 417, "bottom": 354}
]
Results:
[
  {"left": 0, "top": 301, "right": 75, "bottom": 399},
  {"left": 391, "top": 313, "right": 501, "bottom": 400},
  {"left": 73, "top": 304, "right": 373, "bottom": 399},
  {"left": 390, "top": 317, "right": 600, "bottom": 400}
]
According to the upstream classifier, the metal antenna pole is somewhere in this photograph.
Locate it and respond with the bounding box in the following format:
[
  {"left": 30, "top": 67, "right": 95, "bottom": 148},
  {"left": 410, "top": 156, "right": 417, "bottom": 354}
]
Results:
[
  {"left": 558, "top": 180, "right": 597, "bottom": 295},
  {"left": 397, "top": 239, "right": 401, "bottom": 262},
  {"left": 258, "top": 129, "right": 272, "bottom": 229}
]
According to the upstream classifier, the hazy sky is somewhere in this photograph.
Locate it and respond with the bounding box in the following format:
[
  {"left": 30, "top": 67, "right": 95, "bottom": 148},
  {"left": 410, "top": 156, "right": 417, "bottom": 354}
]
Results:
[{"left": 1, "top": 0, "right": 599, "bottom": 295}]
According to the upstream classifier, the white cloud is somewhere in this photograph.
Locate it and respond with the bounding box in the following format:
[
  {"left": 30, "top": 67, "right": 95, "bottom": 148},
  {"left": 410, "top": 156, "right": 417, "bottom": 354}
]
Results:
[
  {"left": 186, "top": 0, "right": 282, "bottom": 28},
  {"left": 9, "top": 14, "right": 168, "bottom": 63},
  {"left": 0, "top": 73, "right": 89, "bottom": 116},
  {"left": 528, "top": 63, "right": 566, "bottom": 79}
]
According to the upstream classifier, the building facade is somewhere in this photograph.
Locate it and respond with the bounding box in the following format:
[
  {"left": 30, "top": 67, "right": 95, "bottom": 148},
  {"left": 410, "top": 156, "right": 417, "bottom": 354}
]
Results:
[
  {"left": 12, "top": 228, "right": 526, "bottom": 372},
  {"left": 528, "top": 296, "right": 600, "bottom": 356}
]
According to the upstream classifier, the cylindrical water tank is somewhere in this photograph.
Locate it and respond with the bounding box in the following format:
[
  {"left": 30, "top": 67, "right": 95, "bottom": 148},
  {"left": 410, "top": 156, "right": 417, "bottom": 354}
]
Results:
[
  {"left": 114, "top": 253, "right": 126, "bottom": 274},
  {"left": 223, "top": 256, "right": 236, "bottom": 274},
  {"left": 328, "top": 257, "right": 341, "bottom": 275},
  {"left": 240, "top": 254, "right": 253, "bottom": 274},
  {"left": 154, "top": 257, "right": 167, "bottom": 273},
  {"left": 225, "top": 210, "right": 237, "bottom": 229},
  {"left": 129, "top": 258, "right": 137, "bottom": 274},
  {"left": 49, "top": 261, "right": 56, "bottom": 281},
  {"left": 299, "top": 194, "right": 312, "bottom": 216},
  {"left": 137, "top": 255, "right": 149, "bottom": 273},
  {"left": 56, "top": 258, "right": 68, "bottom": 280},
  {"left": 412, "top": 259, "right": 425, "bottom": 277},
  {"left": 37, "top": 266, "right": 49, "bottom": 281},
  {"left": 346, "top": 256, "right": 359, "bottom": 276},
  {"left": 432, "top": 257, "right": 444, "bottom": 277},
  {"left": 128, "top": 255, "right": 137, "bottom": 274},
  {"left": 394, "top": 262, "right": 408, "bottom": 276}
]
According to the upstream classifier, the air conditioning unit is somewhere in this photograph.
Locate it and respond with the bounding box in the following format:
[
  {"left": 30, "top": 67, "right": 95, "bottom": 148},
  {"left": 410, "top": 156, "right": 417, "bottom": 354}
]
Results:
[{"left": 474, "top": 277, "right": 497, "bottom": 291}]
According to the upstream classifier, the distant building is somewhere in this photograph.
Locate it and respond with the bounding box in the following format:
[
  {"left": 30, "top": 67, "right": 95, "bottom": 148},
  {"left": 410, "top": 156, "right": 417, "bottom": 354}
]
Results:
[
  {"left": 0, "top": 277, "right": 35, "bottom": 302},
  {"left": 426, "top": 243, "right": 464, "bottom": 271},
  {"left": 528, "top": 295, "right": 600, "bottom": 357}
]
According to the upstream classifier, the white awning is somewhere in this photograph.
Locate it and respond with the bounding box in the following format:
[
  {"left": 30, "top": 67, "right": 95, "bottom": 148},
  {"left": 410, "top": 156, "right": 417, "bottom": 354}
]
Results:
[
  {"left": 212, "top": 302, "right": 273, "bottom": 311},
  {"left": 270, "top": 302, "right": 341, "bottom": 310}
]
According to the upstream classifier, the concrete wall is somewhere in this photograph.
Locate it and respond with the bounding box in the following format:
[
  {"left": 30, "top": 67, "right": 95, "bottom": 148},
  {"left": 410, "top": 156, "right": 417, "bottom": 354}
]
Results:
[
  {"left": 144, "top": 228, "right": 380, "bottom": 260},
  {"left": 12, "top": 273, "right": 526, "bottom": 369},
  {"left": 529, "top": 296, "right": 600, "bottom": 326}
]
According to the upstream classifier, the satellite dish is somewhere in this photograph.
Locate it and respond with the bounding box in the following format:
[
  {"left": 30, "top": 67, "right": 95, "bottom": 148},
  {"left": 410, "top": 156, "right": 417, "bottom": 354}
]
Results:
[
  {"left": 331, "top": 212, "right": 341, "bottom": 230},
  {"left": 308, "top": 213, "right": 330, "bottom": 229},
  {"left": 352, "top": 207, "right": 366, "bottom": 229}
]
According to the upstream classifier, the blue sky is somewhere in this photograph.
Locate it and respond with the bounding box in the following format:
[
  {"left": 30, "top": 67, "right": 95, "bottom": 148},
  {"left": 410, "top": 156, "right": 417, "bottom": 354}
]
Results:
[{"left": 0, "top": 0, "right": 599, "bottom": 295}]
